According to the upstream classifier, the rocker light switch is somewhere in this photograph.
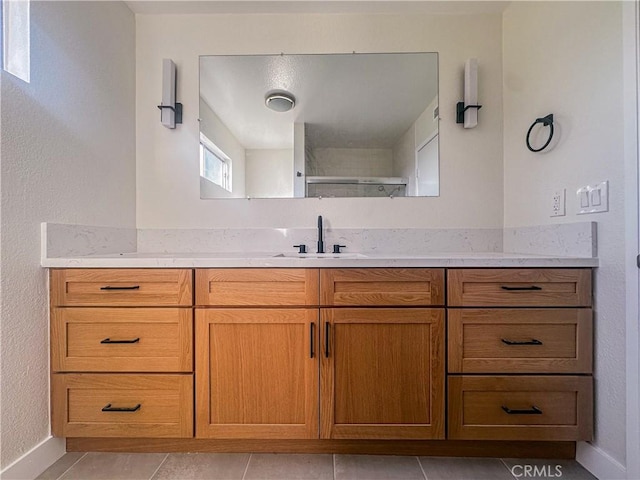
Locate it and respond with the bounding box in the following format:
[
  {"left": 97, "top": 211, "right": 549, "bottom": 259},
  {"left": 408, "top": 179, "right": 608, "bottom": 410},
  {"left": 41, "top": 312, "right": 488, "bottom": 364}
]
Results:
[
  {"left": 578, "top": 188, "right": 590, "bottom": 209},
  {"left": 577, "top": 181, "right": 609, "bottom": 214}
]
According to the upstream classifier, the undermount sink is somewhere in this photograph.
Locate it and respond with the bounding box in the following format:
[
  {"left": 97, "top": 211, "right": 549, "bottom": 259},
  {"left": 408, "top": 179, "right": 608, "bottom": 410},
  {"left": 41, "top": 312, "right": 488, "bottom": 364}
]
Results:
[{"left": 272, "top": 253, "right": 368, "bottom": 259}]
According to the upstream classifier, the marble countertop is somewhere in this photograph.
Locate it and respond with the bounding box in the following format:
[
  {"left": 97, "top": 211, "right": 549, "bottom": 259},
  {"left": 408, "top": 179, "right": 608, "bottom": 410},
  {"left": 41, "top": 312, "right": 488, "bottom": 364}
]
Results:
[{"left": 41, "top": 251, "right": 599, "bottom": 268}]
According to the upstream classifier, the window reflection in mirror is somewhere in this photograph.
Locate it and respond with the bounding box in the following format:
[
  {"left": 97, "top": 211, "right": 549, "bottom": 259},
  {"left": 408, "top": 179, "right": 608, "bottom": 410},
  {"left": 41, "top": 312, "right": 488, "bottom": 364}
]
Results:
[
  {"left": 200, "top": 133, "right": 232, "bottom": 193},
  {"left": 199, "top": 53, "right": 439, "bottom": 199}
]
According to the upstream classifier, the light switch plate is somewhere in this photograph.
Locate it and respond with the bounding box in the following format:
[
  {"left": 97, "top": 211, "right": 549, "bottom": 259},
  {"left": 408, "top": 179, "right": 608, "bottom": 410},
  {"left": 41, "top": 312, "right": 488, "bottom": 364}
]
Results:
[
  {"left": 591, "top": 180, "right": 609, "bottom": 213},
  {"left": 577, "top": 181, "right": 609, "bottom": 214}
]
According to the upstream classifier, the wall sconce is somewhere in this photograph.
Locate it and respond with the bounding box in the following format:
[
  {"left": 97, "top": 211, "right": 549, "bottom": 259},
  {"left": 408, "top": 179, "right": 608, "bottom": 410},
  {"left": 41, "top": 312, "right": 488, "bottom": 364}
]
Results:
[
  {"left": 456, "top": 58, "right": 482, "bottom": 128},
  {"left": 157, "top": 59, "right": 183, "bottom": 129}
]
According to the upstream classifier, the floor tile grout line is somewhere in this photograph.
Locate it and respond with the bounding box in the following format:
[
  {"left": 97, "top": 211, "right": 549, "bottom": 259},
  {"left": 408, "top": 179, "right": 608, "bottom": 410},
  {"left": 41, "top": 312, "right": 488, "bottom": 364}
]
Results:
[
  {"left": 241, "top": 453, "right": 252, "bottom": 480},
  {"left": 499, "top": 458, "right": 519, "bottom": 480},
  {"left": 332, "top": 453, "right": 336, "bottom": 480},
  {"left": 54, "top": 452, "right": 89, "bottom": 480},
  {"left": 416, "top": 455, "right": 429, "bottom": 480},
  {"left": 147, "top": 453, "right": 169, "bottom": 480}
]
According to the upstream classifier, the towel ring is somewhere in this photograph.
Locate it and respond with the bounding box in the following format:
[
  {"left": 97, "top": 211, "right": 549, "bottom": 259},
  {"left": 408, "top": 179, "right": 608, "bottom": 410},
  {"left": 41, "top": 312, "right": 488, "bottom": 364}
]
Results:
[{"left": 526, "top": 114, "right": 554, "bottom": 152}]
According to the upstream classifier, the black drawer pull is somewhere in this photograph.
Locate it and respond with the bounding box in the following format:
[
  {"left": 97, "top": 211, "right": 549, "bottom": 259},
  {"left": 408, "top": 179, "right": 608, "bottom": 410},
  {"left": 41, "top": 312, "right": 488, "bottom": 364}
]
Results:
[
  {"left": 500, "top": 285, "right": 542, "bottom": 291},
  {"left": 502, "top": 405, "right": 543, "bottom": 415},
  {"left": 100, "top": 337, "right": 140, "bottom": 344},
  {"left": 101, "top": 403, "right": 141, "bottom": 412},
  {"left": 310, "top": 322, "right": 315, "bottom": 359},
  {"left": 325, "top": 322, "right": 330, "bottom": 358},
  {"left": 100, "top": 285, "right": 140, "bottom": 290},
  {"left": 501, "top": 338, "right": 543, "bottom": 346}
]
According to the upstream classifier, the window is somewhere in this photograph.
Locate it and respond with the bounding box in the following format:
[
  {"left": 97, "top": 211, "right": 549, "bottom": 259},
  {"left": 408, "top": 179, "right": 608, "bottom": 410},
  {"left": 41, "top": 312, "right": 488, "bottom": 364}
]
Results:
[
  {"left": 2, "top": 0, "right": 30, "bottom": 82},
  {"left": 200, "top": 133, "right": 231, "bottom": 192}
]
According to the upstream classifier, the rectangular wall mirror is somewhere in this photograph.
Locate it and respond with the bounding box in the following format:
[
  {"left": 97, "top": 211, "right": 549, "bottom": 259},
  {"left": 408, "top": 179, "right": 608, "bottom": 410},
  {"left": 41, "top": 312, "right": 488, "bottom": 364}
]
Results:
[{"left": 199, "top": 52, "right": 439, "bottom": 199}]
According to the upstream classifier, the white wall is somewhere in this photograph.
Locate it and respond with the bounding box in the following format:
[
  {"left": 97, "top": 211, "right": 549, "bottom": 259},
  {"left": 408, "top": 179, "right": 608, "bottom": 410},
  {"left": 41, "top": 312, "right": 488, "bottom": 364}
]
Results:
[
  {"left": 0, "top": 0, "right": 136, "bottom": 470},
  {"left": 135, "top": 13, "right": 504, "bottom": 229},
  {"left": 503, "top": 1, "right": 626, "bottom": 468},
  {"left": 246, "top": 148, "right": 294, "bottom": 198},
  {"left": 622, "top": 3, "right": 640, "bottom": 478}
]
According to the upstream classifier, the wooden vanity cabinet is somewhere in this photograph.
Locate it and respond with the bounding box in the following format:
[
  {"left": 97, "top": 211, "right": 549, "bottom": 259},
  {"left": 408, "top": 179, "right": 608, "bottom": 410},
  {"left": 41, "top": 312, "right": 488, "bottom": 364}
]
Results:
[
  {"left": 319, "top": 268, "right": 445, "bottom": 440},
  {"left": 320, "top": 307, "right": 445, "bottom": 439},
  {"left": 50, "top": 269, "right": 194, "bottom": 438},
  {"left": 195, "top": 268, "right": 320, "bottom": 439},
  {"left": 51, "top": 265, "right": 593, "bottom": 451},
  {"left": 195, "top": 267, "right": 446, "bottom": 440},
  {"left": 447, "top": 268, "right": 593, "bottom": 441},
  {"left": 195, "top": 308, "right": 319, "bottom": 439}
]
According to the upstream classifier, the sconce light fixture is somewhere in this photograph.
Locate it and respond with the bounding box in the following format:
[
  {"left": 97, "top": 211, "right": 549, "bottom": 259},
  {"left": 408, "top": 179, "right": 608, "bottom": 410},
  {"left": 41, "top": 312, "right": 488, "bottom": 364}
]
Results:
[
  {"left": 157, "top": 58, "right": 183, "bottom": 129},
  {"left": 456, "top": 58, "right": 482, "bottom": 128}
]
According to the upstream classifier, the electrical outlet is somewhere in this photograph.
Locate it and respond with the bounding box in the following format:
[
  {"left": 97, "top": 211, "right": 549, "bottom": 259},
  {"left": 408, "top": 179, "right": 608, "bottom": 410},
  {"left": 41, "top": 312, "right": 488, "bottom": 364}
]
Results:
[{"left": 551, "top": 189, "right": 566, "bottom": 217}]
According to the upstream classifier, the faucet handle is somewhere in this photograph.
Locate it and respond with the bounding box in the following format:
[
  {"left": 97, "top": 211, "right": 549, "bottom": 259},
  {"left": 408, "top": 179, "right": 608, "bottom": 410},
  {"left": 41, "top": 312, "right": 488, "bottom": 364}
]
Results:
[
  {"left": 332, "top": 244, "right": 346, "bottom": 254},
  {"left": 293, "top": 244, "right": 307, "bottom": 254}
]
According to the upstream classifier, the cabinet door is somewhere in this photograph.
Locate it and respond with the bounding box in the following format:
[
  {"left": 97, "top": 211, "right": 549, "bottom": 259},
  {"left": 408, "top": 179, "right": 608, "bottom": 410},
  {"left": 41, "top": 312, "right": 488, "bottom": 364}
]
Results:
[
  {"left": 196, "top": 308, "right": 319, "bottom": 439},
  {"left": 320, "top": 308, "right": 445, "bottom": 439}
]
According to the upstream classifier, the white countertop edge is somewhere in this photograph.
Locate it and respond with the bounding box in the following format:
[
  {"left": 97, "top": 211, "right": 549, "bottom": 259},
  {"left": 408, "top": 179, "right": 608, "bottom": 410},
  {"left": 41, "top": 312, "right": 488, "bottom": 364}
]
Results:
[{"left": 41, "top": 254, "right": 599, "bottom": 268}]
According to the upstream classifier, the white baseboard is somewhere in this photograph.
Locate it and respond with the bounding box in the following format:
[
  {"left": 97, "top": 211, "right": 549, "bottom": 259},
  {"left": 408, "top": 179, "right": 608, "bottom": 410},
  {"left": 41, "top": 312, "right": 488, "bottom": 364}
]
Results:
[
  {"left": 576, "top": 441, "right": 626, "bottom": 480},
  {"left": 0, "top": 436, "right": 65, "bottom": 480}
]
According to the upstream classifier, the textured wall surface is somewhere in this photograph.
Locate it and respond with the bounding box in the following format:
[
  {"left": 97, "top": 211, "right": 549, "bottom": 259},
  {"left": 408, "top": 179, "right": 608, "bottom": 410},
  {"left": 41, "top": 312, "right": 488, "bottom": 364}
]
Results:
[
  {"left": 245, "top": 149, "right": 293, "bottom": 198},
  {"left": 135, "top": 13, "right": 504, "bottom": 229},
  {"left": 0, "top": 1, "right": 136, "bottom": 469},
  {"left": 503, "top": 1, "right": 626, "bottom": 466}
]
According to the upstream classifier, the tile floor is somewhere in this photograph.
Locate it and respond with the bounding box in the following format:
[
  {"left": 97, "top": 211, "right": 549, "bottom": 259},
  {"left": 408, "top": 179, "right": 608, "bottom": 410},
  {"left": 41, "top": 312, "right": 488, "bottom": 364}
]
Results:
[{"left": 36, "top": 453, "right": 598, "bottom": 480}]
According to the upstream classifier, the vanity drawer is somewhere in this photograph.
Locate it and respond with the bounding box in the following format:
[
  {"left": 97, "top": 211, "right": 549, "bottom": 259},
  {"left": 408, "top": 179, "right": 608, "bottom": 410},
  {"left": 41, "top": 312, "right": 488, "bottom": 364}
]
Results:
[
  {"left": 447, "top": 269, "right": 591, "bottom": 307},
  {"left": 51, "top": 373, "right": 193, "bottom": 438},
  {"left": 51, "top": 269, "right": 193, "bottom": 306},
  {"left": 448, "top": 375, "right": 592, "bottom": 441},
  {"left": 320, "top": 268, "right": 444, "bottom": 306},
  {"left": 51, "top": 308, "right": 193, "bottom": 373},
  {"left": 196, "top": 269, "right": 319, "bottom": 306},
  {"left": 448, "top": 309, "right": 592, "bottom": 374}
]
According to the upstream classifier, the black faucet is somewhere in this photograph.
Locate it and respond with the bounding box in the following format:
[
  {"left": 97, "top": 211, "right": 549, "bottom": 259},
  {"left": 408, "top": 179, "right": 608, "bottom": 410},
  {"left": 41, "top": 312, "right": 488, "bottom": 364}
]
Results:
[{"left": 317, "top": 215, "right": 324, "bottom": 254}]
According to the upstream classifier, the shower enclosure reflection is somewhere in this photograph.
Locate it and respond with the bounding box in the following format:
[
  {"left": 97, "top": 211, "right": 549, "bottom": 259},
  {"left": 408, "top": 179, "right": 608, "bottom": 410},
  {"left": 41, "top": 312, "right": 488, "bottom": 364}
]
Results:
[{"left": 199, "top": 52, "right": 439, "bottom": 199}]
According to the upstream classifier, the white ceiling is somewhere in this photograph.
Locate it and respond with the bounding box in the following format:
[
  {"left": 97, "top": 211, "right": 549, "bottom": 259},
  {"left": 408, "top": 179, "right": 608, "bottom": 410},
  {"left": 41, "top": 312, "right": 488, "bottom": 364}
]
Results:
[
  {"left": 200, "top": 53, "right": 438, "bottom": 150},
  {"left": 126, "top": 1, "right": 510, "bottom": 15}
]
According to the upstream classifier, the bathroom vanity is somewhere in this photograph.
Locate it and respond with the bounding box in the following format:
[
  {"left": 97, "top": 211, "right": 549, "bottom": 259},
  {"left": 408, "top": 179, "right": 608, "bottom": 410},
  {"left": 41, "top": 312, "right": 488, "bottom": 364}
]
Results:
[{"left": 47, "top": 259, "right": 594, "bottom": 458}]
